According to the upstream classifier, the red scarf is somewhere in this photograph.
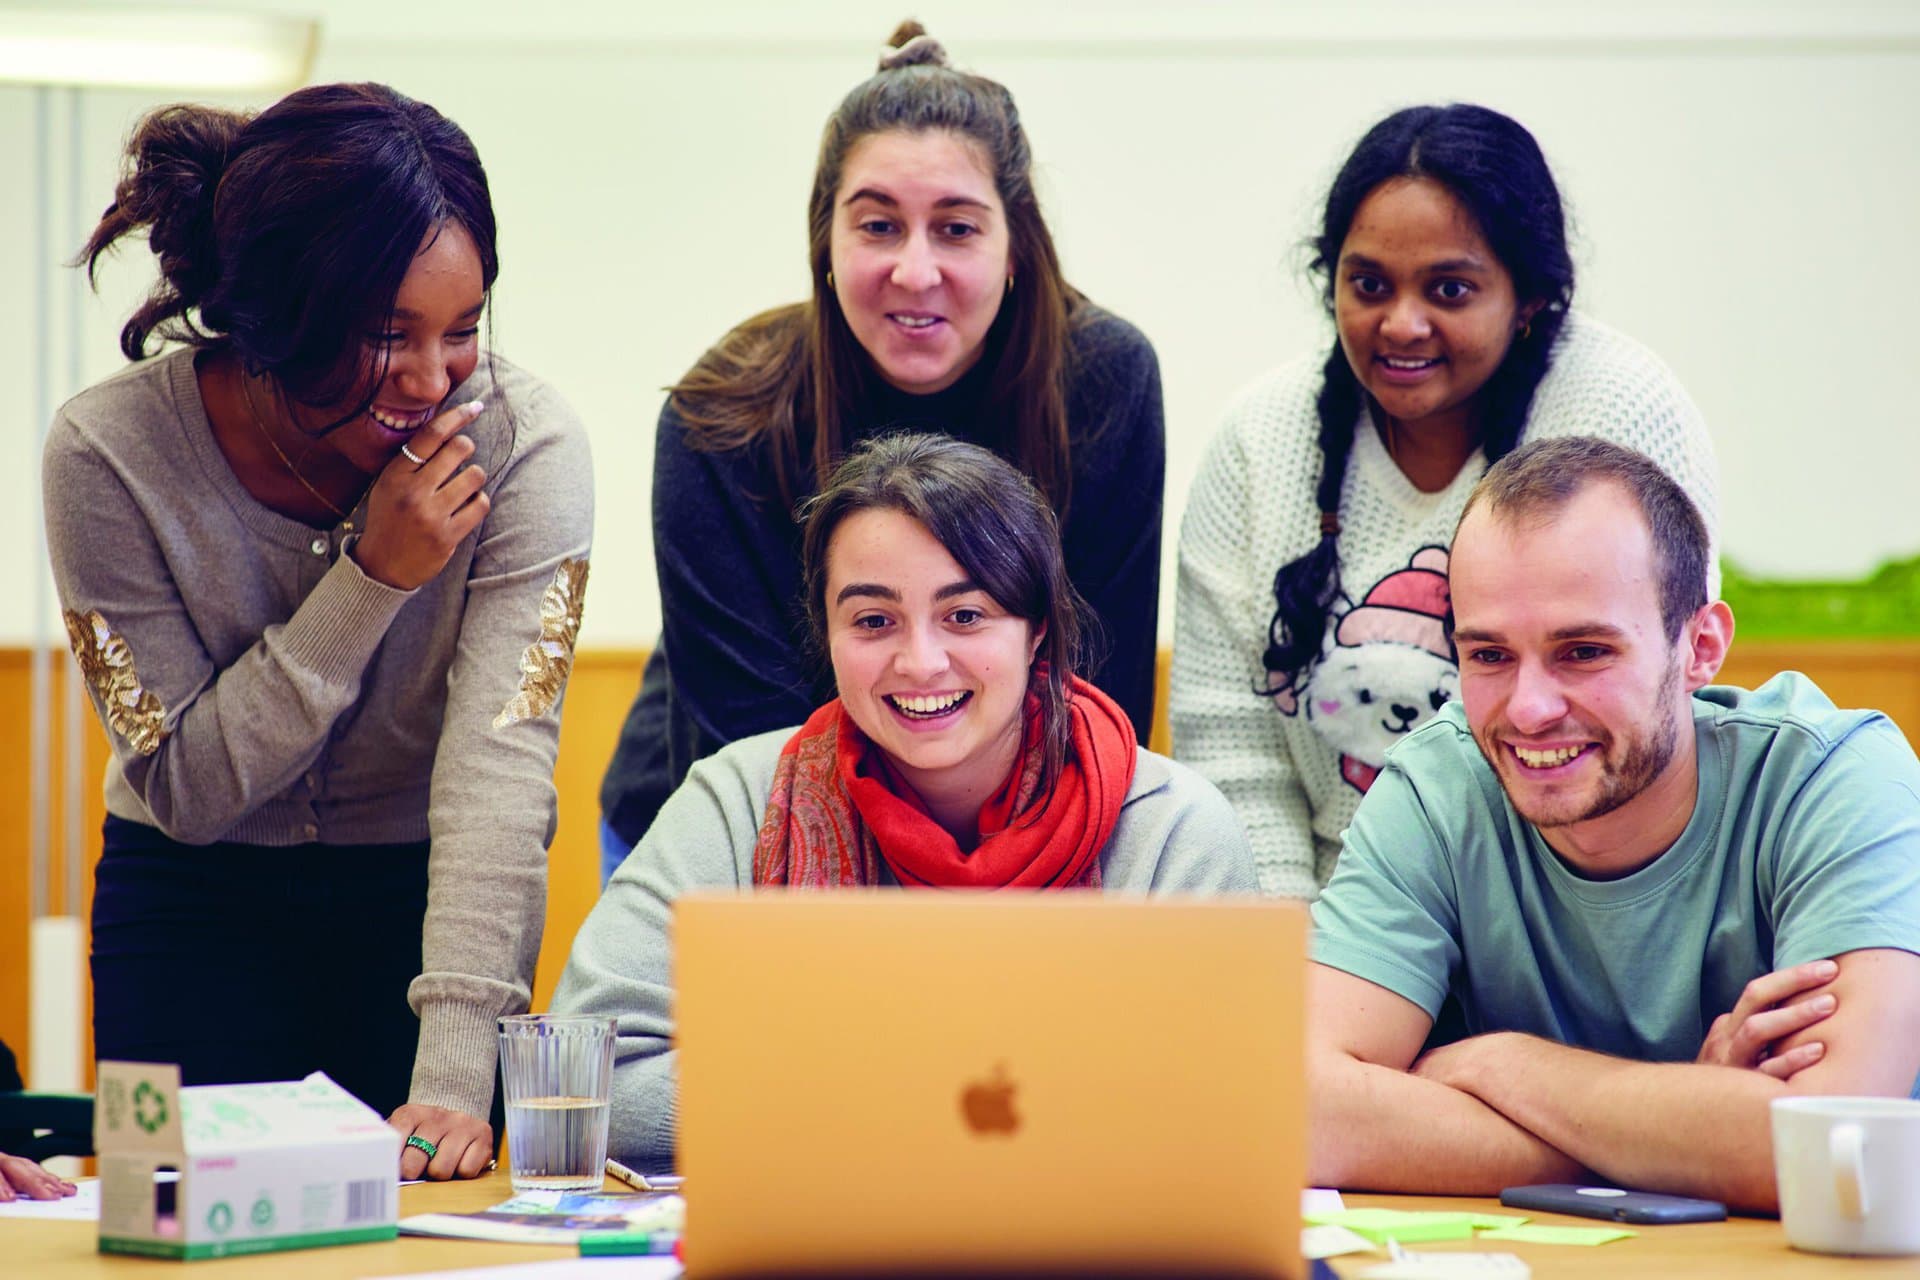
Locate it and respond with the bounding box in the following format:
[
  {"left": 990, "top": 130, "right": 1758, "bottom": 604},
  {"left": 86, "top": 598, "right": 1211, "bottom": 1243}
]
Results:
[{"left": 752, "top": 675, "right": 1136, "bottom": 889}]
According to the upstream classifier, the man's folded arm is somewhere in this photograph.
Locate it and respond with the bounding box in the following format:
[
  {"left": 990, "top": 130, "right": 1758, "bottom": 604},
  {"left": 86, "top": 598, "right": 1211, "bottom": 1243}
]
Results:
[
  {"left": 1307, "top": 962, "right": 1587, "bottom": 1193},
  {"left": 1413, "top": 948, "right": 1920, "bottom": 1214}
]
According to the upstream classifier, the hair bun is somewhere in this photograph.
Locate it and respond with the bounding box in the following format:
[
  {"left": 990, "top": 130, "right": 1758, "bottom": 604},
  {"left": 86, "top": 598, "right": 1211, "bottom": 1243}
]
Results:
[
  {"left": 879, "top": 25, "right": 948, "bottom": 71},
  {"left": 79, "top": 103, "right": 247, "bottom": 354}
]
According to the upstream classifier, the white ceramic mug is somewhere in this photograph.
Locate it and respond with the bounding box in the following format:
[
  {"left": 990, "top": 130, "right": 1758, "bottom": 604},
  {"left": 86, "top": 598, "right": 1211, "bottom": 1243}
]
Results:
[{"left": 1771, "top": 1095, "right": 1920, "bottom": 1255}]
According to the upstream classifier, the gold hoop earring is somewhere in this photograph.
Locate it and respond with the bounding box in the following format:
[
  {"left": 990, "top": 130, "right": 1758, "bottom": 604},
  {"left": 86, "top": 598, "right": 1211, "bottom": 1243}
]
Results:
[
  {"left": 1006, "top": 274, "right": 1015, "bottom": 295},
  {"left": 826, "top": 271, "right": 835, "bottom": 290},
  {"left": 1518, "top": 319, "right": 1532, "bottom": 341}
]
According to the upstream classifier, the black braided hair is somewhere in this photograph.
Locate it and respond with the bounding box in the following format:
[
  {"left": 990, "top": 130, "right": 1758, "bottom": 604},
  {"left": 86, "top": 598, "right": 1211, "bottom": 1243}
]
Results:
[{"left": 1260, "top": 104, "right": 1575, "bottom": 696}]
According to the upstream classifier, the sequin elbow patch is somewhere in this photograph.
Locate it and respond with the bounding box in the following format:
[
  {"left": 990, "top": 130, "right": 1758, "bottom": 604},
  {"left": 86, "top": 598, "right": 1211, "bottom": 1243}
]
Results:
[
  {"left": 494, "top": 557, "right": 589, "bottom": 729},
  {"left": 63, "top": 609, "right": 168, "bottom": 755}
]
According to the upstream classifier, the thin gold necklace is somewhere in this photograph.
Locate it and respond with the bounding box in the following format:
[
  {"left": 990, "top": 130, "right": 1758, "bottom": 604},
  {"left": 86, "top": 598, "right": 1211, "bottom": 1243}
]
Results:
[
  {"left": 1379, "top": 410, "right": 1405, "bottom": 471},
  {"left": 240, "top": 371, "right": 363, "bottom": 525}
]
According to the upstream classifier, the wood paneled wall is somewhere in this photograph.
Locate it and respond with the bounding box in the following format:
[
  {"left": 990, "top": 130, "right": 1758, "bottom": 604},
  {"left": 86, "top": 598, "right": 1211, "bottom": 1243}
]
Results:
[
  {"left": 0, "top": 653, "right": 106, "bottom": 1081},
  {"left": 4, "top": 641, "right": 1916, "bottom": 1082}
]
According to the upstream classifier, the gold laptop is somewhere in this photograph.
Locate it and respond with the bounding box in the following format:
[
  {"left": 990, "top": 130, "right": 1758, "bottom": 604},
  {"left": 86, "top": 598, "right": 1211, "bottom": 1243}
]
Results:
[{"left": 674, "top": 892, "right": 1307, "bottom": 1278}]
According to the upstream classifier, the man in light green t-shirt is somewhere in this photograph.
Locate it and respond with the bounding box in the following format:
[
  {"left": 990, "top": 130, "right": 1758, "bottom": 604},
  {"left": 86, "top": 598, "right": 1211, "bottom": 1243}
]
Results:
[{"left": 1308, "top": 437, "right": 1920, "bottom": 1215}]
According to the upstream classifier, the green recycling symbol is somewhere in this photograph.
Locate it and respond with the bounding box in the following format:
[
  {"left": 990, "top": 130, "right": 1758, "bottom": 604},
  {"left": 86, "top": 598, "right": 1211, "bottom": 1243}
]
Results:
[
  {"left": 250, "top": 1196, "right": 275, "bottom": 1229},
  {"left": 207, "top": 1202, "right": 234, "bottom": 1235},
  {"left": 132, "top": 1081, "right": 168, "bottom": 1134}
]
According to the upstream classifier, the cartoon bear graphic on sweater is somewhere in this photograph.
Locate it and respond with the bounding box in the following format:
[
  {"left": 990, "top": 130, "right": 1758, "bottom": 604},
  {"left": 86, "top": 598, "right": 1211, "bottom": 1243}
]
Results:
[{"left": 1292, "top": 546, "right": 1459, "bottom": 793}]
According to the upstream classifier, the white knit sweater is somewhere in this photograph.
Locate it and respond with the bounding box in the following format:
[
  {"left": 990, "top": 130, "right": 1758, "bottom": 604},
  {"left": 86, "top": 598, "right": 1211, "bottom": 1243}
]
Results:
[{"left": 1171, "top": 313, "right": 1720, "bottom": 899}]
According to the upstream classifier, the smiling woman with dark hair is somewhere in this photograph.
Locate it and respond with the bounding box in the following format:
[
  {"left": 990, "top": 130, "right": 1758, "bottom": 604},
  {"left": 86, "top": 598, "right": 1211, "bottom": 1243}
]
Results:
[
  {"left": 556, "top": 434, "right": 1251, "bottom": 1165},
  {"left": 43, "top": 82, "right": 592, "bottom": 1181},
  {"left": 595, "top": 21, "right": 1166, "bottom": 883},
  {"left": 1172, "top": 103, "right": 1720, "bottom": 899}
]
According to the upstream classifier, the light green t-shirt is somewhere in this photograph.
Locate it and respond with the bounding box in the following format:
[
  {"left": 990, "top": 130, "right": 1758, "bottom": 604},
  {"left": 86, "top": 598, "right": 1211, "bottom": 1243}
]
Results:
[{"left": 1312, "top": 673, "right": 1920, "bottom": 1090}]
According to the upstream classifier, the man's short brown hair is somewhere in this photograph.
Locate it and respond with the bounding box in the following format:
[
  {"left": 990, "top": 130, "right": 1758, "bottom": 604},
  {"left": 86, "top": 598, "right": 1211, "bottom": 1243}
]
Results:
[{"left": 1459, "top": 436, "right": 1709, "bottom": 640}]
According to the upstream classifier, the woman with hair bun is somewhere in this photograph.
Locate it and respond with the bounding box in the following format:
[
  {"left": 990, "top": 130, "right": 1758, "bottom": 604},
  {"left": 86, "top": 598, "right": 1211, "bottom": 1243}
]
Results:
[
  {"left": 558, "top": 434, "right": 1252, "bottom": 1164},
  {"left": 596, "top": 21, "right": 1167, "bottom": 880},
  {"left": 1172, "top": 103, "right": 1719, "bottom": 898},
  {"left": 43, "top": 82, "right": 593, "bottom": 1179}
]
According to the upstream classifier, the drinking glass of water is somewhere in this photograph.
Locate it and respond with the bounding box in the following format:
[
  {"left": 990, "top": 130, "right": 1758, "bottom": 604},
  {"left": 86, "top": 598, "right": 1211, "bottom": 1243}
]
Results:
[{"left": 497, "top": 1013, "right": 617, "bottom": 1192}]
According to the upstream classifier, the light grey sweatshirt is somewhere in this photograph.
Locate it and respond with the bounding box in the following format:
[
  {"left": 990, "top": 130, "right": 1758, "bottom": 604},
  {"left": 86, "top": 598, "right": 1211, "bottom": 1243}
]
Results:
[
  {"left": 552, "top": 728, "right": 1259, "bottom": 1165},
  {"left": 43, "top": 348, "right": 593, "bottom": 1120}
]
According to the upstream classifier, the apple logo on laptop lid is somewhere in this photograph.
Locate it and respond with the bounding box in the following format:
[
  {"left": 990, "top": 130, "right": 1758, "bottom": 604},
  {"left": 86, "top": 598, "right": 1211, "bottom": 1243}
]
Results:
[{"left": 960, "top": 1064, "right": 1020, "bottom": 1136}]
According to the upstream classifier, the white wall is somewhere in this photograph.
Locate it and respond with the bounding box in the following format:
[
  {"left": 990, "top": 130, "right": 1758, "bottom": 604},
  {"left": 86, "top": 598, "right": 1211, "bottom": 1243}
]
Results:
[{"left": 5, "top": 0, "right": 1918, "bottom": 648}]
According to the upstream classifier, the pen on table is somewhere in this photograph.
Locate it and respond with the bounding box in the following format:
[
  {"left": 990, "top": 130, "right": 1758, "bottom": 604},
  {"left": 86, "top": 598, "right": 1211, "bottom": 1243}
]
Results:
[
  {"left": 580, "top": 1229, "right": 682, "bottom": 1258},
  {"left": 605, "top": 1157, "right": 684, "bottom": 1192}
]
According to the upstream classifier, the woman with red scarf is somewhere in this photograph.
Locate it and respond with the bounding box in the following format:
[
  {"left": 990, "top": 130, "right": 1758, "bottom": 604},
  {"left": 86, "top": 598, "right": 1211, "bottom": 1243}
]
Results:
[{"left": 555, "top": 434, "right": 1255, "bottom": 1164}]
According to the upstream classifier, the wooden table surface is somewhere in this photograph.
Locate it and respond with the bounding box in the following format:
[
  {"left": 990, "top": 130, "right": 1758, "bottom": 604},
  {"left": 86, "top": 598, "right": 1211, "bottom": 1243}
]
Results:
[{"left": 8, "top": 1173, "right": 1916, "bottom": 1277}]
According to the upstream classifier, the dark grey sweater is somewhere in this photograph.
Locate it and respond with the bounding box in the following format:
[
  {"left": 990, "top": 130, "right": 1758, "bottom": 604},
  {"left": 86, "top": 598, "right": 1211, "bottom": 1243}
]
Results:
[{"left": 600, "top": 303, "right": 1166, "bottom": 847}]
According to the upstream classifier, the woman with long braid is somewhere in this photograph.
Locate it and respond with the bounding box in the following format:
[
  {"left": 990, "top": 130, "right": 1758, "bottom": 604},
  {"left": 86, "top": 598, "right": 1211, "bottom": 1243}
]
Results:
[{"left": 1172, "top": 105, "right": 1718, "bottom": 898}]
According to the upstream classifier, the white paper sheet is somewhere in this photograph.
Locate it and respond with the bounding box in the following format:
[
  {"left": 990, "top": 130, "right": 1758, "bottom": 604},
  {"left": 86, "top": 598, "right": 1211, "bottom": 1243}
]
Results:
[
  {"left": 0, "top": 1177, "right": 99, "bottom": 1220},
  {"left": 1304, "top": 1222, "right": 1378, "bottom": 1260},
  {"left": 1303, "top": 1186, "right": 1347, "bottom": 1215}
]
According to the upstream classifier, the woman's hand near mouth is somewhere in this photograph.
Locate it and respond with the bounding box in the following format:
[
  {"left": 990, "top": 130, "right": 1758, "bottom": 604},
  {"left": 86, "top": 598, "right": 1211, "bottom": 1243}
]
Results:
[{"left": 353, "top": 400, "right": 491, "bottom": 590}]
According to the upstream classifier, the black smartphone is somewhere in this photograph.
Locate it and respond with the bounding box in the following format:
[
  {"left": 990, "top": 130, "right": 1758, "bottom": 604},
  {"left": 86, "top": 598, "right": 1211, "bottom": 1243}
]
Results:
[{"left": 1499, "top": 1183, "right": 1727, "bottom": 1224}]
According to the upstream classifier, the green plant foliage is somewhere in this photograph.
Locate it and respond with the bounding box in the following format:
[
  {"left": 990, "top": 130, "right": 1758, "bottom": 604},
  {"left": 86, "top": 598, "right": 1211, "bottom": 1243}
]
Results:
[{"left": 1719, "top": 554, "right": 1920, "bottom": 638}]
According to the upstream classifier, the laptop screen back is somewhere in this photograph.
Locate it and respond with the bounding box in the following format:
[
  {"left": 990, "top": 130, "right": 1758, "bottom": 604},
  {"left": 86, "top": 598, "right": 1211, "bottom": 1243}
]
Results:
[{"left": 676, "top": 892, "right": 1306, "bottom": 1278}]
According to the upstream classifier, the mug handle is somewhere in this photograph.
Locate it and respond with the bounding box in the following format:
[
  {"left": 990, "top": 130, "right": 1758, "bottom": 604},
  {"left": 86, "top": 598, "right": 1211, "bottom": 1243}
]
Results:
[{"left": 1830, "top": 1121, "right": 1868, "bottom": 1220}]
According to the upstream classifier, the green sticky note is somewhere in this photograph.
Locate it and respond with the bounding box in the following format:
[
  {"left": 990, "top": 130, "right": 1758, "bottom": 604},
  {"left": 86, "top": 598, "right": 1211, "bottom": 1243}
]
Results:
[
  {"left": 1479, "top": 1223, "right": 1636, "bottom": 1246},
  {"left": 1303, "top": 1209, "right": 1479, "bottom": 1243},
  {"left": 1362, "top": 1219, "right": 1477, "bottom": 1244},
  {"left": 1466, "top": 1212, "right": 1531, "bottom": 1229}
]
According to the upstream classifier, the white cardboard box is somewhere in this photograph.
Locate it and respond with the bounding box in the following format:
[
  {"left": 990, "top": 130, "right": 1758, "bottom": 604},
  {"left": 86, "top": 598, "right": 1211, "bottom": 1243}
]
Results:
[{"left": 94, "top": 1061, "right": 400, "bottom": 1260}]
